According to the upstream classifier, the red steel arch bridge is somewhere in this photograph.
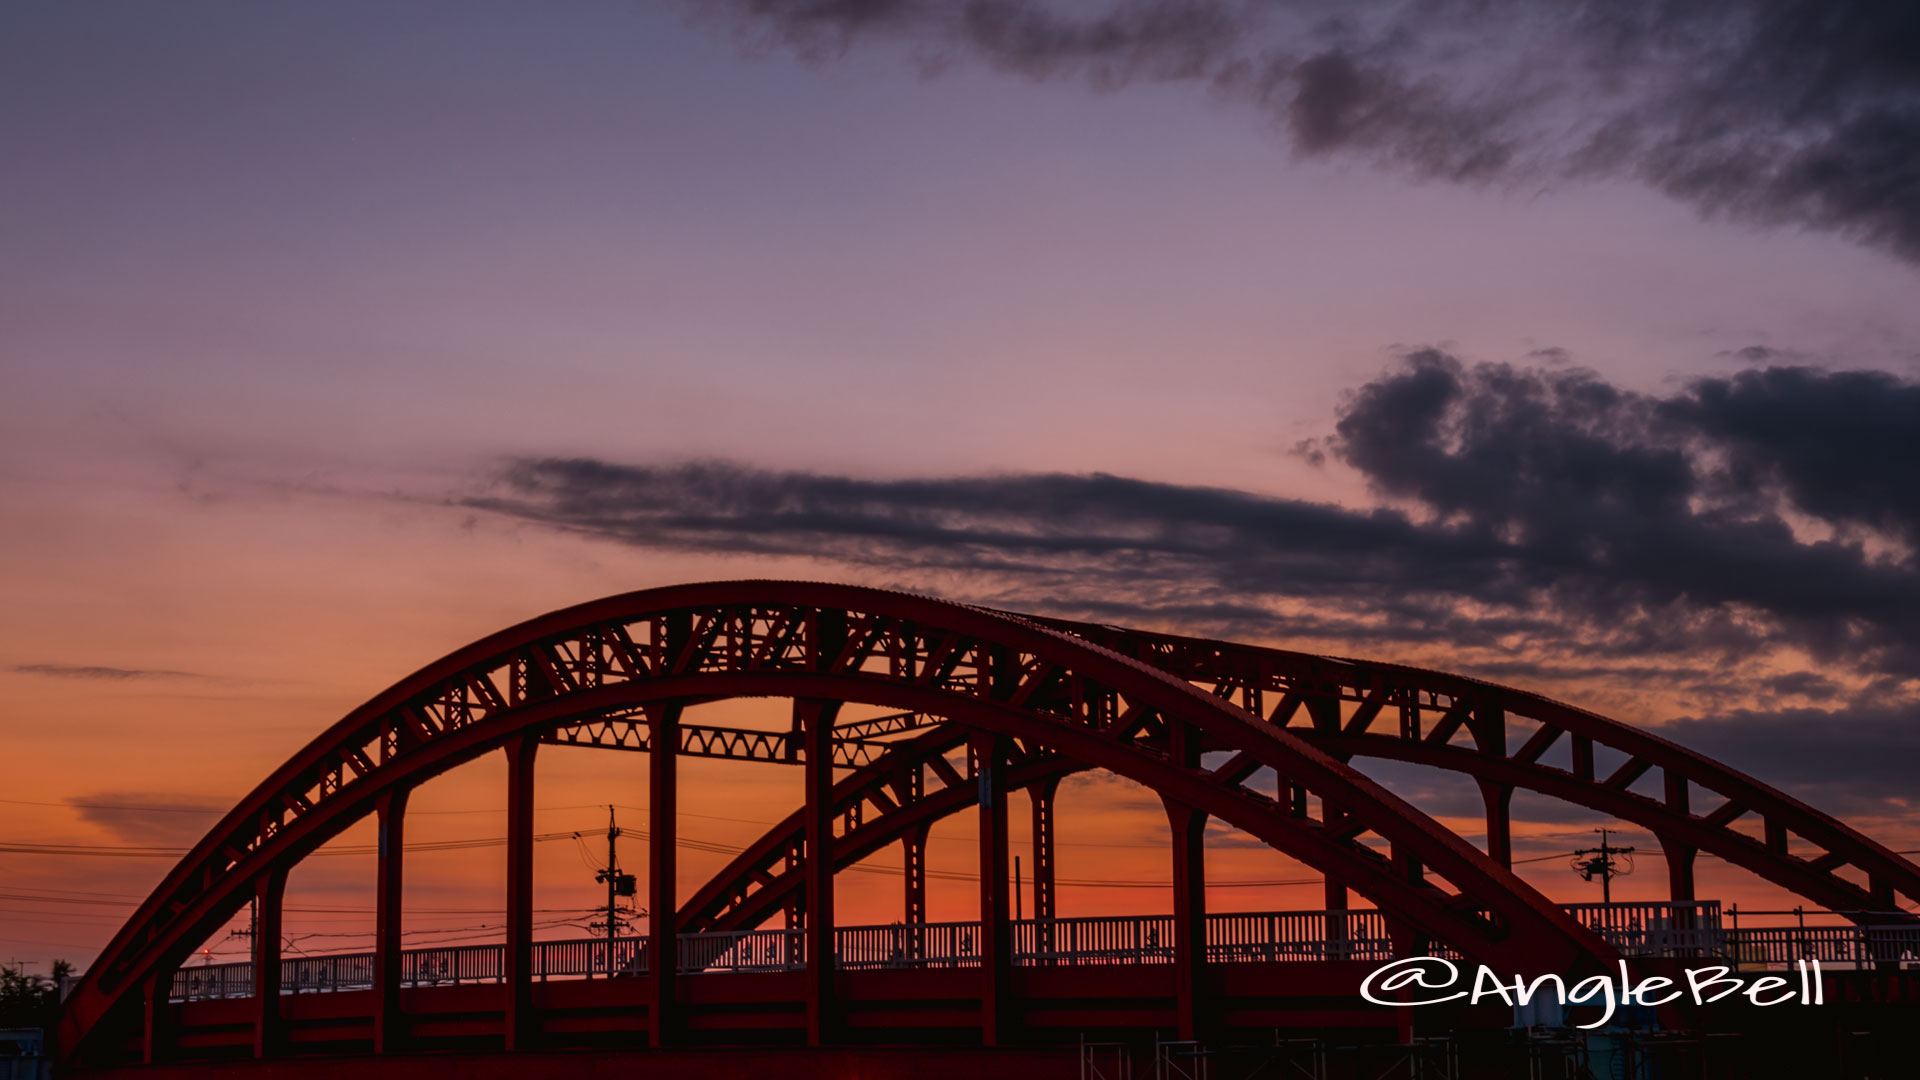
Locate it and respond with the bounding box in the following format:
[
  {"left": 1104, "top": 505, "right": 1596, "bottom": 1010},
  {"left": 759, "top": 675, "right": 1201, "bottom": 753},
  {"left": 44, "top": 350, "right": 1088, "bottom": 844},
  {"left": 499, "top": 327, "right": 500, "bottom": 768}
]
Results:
[{"left": 54, "top": 582, "right": 1920, "bottom": 1077}]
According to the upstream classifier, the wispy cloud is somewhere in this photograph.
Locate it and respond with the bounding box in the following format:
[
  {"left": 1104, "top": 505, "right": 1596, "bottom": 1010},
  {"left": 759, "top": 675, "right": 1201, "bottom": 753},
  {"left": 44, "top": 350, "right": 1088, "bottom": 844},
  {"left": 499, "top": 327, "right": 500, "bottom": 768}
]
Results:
[
  {"left": 67, "top": 792, "right": 229, "bottom": 846},
  {"left": 694, "top": 0, "right": 1920, "bottom": 263},
  {"left": 10, "top": 663, "right": 205, "bottom": 681}
]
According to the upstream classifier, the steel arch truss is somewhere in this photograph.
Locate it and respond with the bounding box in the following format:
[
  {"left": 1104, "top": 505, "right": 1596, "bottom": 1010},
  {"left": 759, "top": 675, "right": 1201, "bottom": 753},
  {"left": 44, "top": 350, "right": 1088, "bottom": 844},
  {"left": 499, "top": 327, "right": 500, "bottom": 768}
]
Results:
[
  {"left": 62, "top": 581, "right": 1614, "bottom": 1063},
  {"left": 675, "top": 721, "right": 1083, "bottom": 935},
  {"left": 59, "top": 581, "right": 1920, "bottom": 1066},
  {"left": 673, "top": 617, "right": 1920, "bottom": 937},
  {"left": 1034, "top": 618, "right": 1920, "bottom": 921}
]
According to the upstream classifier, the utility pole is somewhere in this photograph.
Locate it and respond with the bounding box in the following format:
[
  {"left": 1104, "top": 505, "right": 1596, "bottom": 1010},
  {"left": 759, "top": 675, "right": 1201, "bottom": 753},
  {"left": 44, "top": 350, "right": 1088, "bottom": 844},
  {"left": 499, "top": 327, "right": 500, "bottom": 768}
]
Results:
[
  {"left": 228, "top": 897, "right": 258, "bottom": 952},
  {"left": 1572, "top": 827, "right": 1636, "bottom": 905},
  {"left": 593, "top": 805, "right": 637, "bottom": 975}
]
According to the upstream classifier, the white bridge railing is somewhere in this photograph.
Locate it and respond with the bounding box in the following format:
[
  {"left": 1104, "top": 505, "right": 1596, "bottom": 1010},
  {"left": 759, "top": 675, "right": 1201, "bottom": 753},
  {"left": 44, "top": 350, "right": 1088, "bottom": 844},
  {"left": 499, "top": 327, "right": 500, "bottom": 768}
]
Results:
[{"left": 168, "top": 901, "right": 1919, "bottom": 1001}]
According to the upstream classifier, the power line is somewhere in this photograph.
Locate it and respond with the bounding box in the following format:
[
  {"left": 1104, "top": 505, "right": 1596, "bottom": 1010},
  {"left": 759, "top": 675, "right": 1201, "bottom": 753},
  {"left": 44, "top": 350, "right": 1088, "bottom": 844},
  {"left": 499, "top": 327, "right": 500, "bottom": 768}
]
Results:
[
  {"left": 0, "top": 935, "right": 102, "bottom": 951},
  {"left": 0, "top": 891, "right": 610, "bottom": 915},
  {"left": 0, "top": 822, "right": 1667, "bottom": 892},
  {"left": 0, "top": 831, "right": 585, "bottom": 859},
  {"left": 16, "top": 796, "right": 1767, "bottom": 861},
  {"left": 1, "top": 798, "right": 226, "bottom": 815},
  {"left": 13, "top": 808, "right": 1916, "bottom": 904},
  {"left": 0, "top": 797, "right": 624, "bottom": 817}
]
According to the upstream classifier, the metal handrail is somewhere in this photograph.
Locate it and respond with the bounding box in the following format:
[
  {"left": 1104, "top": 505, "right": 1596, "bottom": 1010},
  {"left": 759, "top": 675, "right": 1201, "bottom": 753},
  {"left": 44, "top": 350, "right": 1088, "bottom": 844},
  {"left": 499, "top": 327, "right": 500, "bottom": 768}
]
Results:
[{"left": 167, "top": 902, "right": 1913, "bottom": 1000}]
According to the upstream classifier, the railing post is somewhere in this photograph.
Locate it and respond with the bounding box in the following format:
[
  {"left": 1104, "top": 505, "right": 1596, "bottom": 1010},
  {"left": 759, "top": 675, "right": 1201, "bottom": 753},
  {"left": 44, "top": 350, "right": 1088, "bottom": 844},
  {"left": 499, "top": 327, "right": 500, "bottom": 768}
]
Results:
[
  {"left": 374, "top": 786, "right": 409, "bottom": 1053},
  {"left": 504, "top": 733, "right": 538, "bottom": 1050},
  {"left": 974, "top": 731, "right": 1013, "bottom": 1045},
  {"left": 649, "top": 700, "right": 682, "bottom": 1046},
  {"left": 800, "top": 696, "right": 842, "bottom": 1045},
  {"left": 252, "top": 866, "right": 287, "bottom": 1058}
]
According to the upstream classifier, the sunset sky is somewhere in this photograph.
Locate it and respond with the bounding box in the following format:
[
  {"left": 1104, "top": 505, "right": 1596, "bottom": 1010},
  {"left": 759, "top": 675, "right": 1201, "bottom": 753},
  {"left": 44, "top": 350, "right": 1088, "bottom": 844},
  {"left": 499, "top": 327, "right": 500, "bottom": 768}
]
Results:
[{"left": 4, "top": 1, "right": 1919, "bottom": 977}]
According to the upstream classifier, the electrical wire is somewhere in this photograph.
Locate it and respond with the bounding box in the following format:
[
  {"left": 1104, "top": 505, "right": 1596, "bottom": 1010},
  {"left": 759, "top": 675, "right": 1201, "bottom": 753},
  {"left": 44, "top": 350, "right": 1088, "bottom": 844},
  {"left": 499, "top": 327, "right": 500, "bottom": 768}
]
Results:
[
  {"left": 0, "top": 797, "right": 622, "bottom": 817},
  {"left": 15, "top": 837, "right": 1919, "bottom": 894},
  {"left": 0, "top": 830, "right": 582, "bottom": 859},
  {"left": 11, "top": 793, "right": 1920, "bottom": 927}
]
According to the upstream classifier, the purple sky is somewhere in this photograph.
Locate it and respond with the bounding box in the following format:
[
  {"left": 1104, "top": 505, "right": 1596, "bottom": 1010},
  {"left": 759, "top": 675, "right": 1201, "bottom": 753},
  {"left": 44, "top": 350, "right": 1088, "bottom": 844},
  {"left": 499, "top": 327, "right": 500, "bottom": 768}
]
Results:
[{"left": 4, "top": 1, "right": 1919, "bottom": 973}]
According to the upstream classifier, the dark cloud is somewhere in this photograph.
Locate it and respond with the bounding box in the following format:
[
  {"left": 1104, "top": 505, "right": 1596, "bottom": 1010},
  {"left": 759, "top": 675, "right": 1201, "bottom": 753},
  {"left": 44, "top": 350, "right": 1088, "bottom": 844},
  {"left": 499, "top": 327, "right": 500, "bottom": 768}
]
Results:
[
  {"left": 1725, "top": 345, "right": 1791, "bottom": 365},
  {"left": 10, "top": 663, "right": 201, "bottom": 681},
  {"left": 713, "top": 0, "right": 922, "bottom": 54},
  {"left": 1287, "top": 52, "right": 1375, "bottom": 153},
  {"left": 1762, "top": 671, "right": 1842, "bottom": 700},
  {"left": 1660, "top": 703, "right": 1920, "bottom": 812},
  {"left": 960, "top": 0, "right": 1240, "bottom": 86},
  {"left": 1662, "top": 366, "right": 1920, "bottom": 543},
  {"left": 465, "top": 354, "right": 1920, "bottom": 690},
  {"left": 692, "top": 0, "right": 1920, "bottom": 263},
  {"left": 1330, "top": 351, "right": 1920, "bottom": 673},
  {"left": 68, "top": 792, "right": 227, "bottom": 846},
  {"left": 465, "top": 456, "right": 1519, "bottom": 642}
]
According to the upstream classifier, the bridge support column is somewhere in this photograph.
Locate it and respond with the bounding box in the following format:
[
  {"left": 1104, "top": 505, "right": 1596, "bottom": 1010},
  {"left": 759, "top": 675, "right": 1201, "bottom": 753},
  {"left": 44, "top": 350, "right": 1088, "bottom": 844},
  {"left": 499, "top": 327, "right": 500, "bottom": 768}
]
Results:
[
  {"left": 251, "top": 866, "right": 287, "bottom": 1059},
  {"left": 1469, "top": 704, "right": 1512, "bottom": 868},
  {"left": 1165, "top": 800, "right": 1208, "bottom": 1042},
  {"left": 504, "top": 734, "right": 538, "bottom": 1050},
  {"left": 784, "top": 840, "right": 806, "bottom": 969},
  {"left": 1166, "top": 718, "right": 1208, "bottom": 1042},
  {"left": 1031, "top": 776, "right": 1059, "bottom": 961},
  {"left": 1385, "top": 850, "right": 1429, "bottom": 1045},
  {"left": 140, "top": 970, "right": 164, "bottom": 1065},
  {"left": 373, "top": 786, "right": 409, "bottom": 1053},
  {"left": 904, "top": 820, "right": 929, "bottom": 958},
  {"left": 1665, "top": 842, "right": 1697, "bottom": 903},
  {"left": 903, "top": 762, "right": 925, "bottom": 922},
  {"left": 1479, "top": 780, "right": 1513, "bottom": 868},
  {"left": 800, "top": 697, "right": 841, "bottom": 1046},
  {"left": 1386, "top": 848, "right": 1429, "bottom": 956},
  {"left": 1661, "top": 770, "right": 1697, "bottom": 931},
  {"left": 1324, "top": 879, "right": 1350, "bottom": 962},
  {"left": 1321, "top": 787, "right": 1350, "bottom": 961},
  {"left": 1470, "top": 703, "right": 1506, "bottom": 756},
  {"left": 974, "top": 732, "right": 1013, "bottom": 1046},
  {"left": 649, "top": 701, "right": 682, "bottom": 1047}
]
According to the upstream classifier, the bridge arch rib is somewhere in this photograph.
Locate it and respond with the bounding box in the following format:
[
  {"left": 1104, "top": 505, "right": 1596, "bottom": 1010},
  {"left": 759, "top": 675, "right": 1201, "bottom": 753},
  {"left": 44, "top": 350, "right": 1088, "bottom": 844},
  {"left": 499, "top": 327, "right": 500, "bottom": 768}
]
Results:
[
  {"left": 672, "top": 700, "right": 1920, "bottom": 944},
  {"left": 62, "top": 581, "right": 1613, "bottom": 1064},
  {"left": 63, "top": 581, "right": 1920, "bottom": 1065},
  {"left": 1042, "top": 616, "right": 1920, "bottom": 921},
  {"left": 653, "top": 618, "right": 1920, "bottom": 937}
]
